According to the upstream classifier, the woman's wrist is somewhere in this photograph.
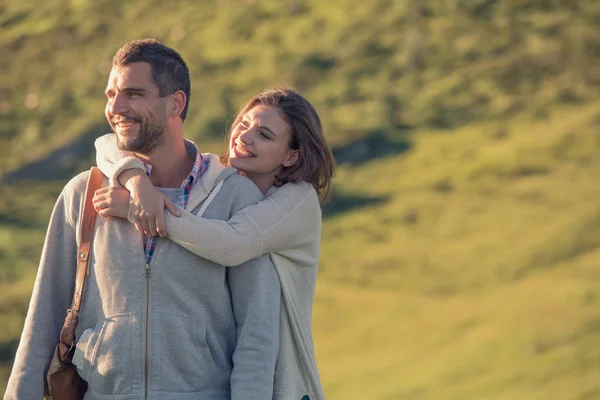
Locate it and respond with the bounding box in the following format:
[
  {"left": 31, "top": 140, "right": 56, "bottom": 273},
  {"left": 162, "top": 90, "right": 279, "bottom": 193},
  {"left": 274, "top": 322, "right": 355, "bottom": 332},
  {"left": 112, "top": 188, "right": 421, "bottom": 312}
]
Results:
[{"left": 118, "top": 169, "right": 146, "bottom": 190}]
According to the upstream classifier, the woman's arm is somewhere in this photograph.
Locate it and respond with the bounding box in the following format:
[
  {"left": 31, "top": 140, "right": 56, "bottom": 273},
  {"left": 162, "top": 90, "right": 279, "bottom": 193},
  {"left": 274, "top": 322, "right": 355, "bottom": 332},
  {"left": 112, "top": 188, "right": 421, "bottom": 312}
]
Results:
[
  {"left": 96, "top": 133, "right": 322, "bottom": 266},
  {"left": 94, "top": 181, "right": 320, "bottom": 266},
  {"left": 95, "top": 133, "right": 179, "bottom": 236},
  {"left": 95, "top": 133, "right": 146, "bottom": 186},
  {"left": 164, "top": 181, "right": 321, "bottom": 266}
]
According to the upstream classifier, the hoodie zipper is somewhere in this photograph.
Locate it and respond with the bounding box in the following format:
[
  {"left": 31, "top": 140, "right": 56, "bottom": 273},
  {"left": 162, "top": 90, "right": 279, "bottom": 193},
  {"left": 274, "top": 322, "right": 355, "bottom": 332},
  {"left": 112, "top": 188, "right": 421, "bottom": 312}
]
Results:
[
  {"left": 142, "top": 238, "right": 160, "bottom": 400},
  {"left": 144, "top": 262, "right": 151, "bottom": 400}
]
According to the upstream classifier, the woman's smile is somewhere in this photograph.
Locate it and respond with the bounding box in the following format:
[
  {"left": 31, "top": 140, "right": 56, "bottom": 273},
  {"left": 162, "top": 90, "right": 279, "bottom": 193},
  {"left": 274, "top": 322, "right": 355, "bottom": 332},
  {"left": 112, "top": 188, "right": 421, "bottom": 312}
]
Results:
[{"left": 232, "top": 142, "right": 256, "bottom": 158}]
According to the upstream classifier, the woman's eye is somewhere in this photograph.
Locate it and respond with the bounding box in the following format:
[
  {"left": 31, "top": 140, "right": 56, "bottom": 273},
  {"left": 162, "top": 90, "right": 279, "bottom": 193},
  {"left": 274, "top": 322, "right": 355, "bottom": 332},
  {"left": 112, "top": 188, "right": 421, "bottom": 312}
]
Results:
[
  {"left": 241, "top": 119, "right": 250, "bottom": 127},
  {"left": 260, "top": 131, "right": 271, "bottom": 139}
]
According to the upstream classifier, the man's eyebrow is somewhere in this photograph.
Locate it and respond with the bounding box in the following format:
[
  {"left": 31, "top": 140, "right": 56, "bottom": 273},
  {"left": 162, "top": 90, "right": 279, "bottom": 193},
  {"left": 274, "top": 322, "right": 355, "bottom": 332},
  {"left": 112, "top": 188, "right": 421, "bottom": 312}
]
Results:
[
  {"left": 121, "top": 87, "right": 146, "bottom": 92},
  {"left": 104, "top": 86, "right": 146, "bottom": 95}
]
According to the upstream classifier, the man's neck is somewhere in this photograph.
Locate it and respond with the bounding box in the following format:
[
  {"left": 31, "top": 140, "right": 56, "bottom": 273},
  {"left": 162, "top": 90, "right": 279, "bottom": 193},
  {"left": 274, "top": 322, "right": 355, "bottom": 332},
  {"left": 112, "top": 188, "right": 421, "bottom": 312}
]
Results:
[{"left": 135, "top": 136, "right": 195, "bottom": 188}]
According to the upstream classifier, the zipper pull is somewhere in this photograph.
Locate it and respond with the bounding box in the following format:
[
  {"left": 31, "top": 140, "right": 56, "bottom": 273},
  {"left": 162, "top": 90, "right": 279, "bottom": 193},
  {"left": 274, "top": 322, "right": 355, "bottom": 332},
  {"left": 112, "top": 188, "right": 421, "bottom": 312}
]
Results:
[{"left": 145, "top": 263, "right": 151, "bottom": 278}]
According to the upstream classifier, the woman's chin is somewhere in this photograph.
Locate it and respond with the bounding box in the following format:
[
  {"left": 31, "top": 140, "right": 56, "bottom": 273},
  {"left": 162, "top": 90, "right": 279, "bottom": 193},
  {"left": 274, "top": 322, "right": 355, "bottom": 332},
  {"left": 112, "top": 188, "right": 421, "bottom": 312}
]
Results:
[{"left": 229, "top": 158, "right": 250, "bottom": 171}]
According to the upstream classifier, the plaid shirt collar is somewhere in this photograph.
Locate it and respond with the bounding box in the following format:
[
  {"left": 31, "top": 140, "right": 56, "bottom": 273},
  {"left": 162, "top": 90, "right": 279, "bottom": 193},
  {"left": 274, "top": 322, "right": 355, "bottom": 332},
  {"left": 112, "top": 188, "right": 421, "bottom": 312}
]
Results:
[
  {"left": 143, "top": 141, "right": 204, "bottom": 208},
  {"left": 143, "top": 141, "right": 208, "bottom": 265},
  {"left": 178, "top": 142, "right": 204, "bottom": 209}
]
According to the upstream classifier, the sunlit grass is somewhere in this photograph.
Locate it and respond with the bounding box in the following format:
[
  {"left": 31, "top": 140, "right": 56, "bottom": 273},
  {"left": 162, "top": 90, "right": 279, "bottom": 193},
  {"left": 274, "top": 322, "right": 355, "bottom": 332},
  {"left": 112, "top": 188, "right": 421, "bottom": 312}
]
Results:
[{"left": 312, "top": 103, "right": 600, "bottom": 399}]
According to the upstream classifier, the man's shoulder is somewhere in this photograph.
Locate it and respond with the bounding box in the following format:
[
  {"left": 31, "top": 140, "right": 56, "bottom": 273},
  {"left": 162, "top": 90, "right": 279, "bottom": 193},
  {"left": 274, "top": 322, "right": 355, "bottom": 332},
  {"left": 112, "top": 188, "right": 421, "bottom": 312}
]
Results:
[
  {"left": 218, "top": 173, "right": 264, "bottom": 210},
  {"left": 61, "top": 169, "right": 107, "bottom": 206},
  {"left": 221, "top": 174, "right": 263, "bottom": 198},
  {"left": 62, "top": 170, "right": 92, "bottom": 197},
  {"left": 65, "top": 170, "right": 91, "bottom": 189}
]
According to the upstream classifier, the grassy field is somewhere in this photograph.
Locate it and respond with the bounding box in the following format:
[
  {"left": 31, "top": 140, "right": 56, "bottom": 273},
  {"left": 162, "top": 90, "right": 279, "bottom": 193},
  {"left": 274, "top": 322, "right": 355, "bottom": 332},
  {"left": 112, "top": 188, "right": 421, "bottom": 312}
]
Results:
[
  {"left": 313, "top": 103, "right": 600, "bottom": 399},
  {"left": 2, "top": 0, "right": 600, "bottom": 398}
]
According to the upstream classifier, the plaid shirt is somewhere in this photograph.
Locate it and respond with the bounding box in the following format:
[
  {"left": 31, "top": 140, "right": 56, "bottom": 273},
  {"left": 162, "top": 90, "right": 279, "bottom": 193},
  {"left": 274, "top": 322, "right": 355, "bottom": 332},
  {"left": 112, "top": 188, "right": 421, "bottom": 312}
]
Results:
[{"left": 143, "top": 144, "right": 209, "bottom": 265}]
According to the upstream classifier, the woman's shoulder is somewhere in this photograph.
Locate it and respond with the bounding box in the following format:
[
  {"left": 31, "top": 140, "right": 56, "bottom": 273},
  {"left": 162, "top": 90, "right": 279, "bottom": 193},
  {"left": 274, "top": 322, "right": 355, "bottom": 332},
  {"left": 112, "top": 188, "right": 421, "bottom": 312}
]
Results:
[
  {"left": 268, "top": 181, "right": 317, "bottom": 202},
  {"left": 266, "top": 182, "right": 320, "bottom": 215}
]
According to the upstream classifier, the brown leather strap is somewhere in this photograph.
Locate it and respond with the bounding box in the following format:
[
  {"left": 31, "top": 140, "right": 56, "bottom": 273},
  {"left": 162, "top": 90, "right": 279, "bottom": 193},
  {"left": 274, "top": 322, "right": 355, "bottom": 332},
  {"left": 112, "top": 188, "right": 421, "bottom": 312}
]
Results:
[{"left": 59, "top": 167, "right": 104, "bottom": 354}]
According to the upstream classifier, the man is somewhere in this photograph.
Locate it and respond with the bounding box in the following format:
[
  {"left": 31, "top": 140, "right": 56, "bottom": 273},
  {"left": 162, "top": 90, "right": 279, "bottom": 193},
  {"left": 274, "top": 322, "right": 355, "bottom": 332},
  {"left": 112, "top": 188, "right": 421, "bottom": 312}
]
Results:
[{"left": 5, "top": 39, "right": 280, "bottom": 399}]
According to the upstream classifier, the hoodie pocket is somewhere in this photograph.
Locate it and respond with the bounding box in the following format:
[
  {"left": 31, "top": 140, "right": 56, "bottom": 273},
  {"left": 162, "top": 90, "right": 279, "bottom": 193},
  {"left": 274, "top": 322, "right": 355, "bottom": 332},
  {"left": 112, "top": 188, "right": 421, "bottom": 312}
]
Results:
[
  {"left": 73, "top": 322, "right": 101, "bottom": 381},
  {"left": 85, "top": 313, "right": 141, "bottom": 396},
  {"left": 158, "top": 312, "right": 222, "bottom": 392}
]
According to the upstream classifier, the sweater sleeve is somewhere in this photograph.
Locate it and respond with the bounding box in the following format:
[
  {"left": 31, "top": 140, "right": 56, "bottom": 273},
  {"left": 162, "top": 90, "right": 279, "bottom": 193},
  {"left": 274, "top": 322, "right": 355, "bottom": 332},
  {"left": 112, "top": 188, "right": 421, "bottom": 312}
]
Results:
[
  {"left": 95, "top": 133, "right": 145, "bottom": 187},
  {"left": 5, "top": 177, "right": 83, "bottom": 399},
  {"left": 164, "top": 182, "right": 320, "bottom": 266}
]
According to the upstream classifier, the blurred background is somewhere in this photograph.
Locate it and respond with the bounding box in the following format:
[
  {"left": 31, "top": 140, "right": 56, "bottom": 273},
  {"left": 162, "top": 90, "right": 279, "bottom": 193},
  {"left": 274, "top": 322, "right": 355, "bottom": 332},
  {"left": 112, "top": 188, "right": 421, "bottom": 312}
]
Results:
[{"left": 2, "top": 0, "right": 600, "bottom": 398}]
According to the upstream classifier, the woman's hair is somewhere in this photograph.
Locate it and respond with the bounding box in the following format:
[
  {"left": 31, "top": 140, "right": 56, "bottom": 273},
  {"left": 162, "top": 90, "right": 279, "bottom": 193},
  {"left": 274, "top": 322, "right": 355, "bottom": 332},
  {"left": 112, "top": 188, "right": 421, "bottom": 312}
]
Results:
[{"left": 221, "top": 88, "right": 335, "bottom": 202}]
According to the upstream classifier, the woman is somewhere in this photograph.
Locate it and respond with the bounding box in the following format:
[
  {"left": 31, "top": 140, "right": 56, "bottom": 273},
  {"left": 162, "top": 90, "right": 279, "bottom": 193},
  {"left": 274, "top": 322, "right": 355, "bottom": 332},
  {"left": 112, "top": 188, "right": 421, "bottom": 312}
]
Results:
[{"left": 93, "top": 88, "right": 335, "bottom": 400}]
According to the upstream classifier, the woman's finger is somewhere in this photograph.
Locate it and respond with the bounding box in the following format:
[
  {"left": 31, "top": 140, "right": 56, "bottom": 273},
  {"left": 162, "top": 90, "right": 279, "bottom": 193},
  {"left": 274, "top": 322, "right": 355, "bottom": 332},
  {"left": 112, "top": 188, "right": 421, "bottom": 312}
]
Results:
[
  {"left": 133, "top": 218, "right": 143, "bottom": 233},
  {"left": 156, "top": 212, "right": 167, "bottom": 238},
  {"left": 164, "top": 198, "right": 180, "bottom": 217},
  {"left": 94, "top": 200, "right": 110, "bottom": 213},
  {"left": 140, "top": 214, "right": 151, "bottom": 236},
  {"left": 146, "top": 215, "right": 158, "bottom": 237},
  {"left": 94, "top": 187, "right": 111, "bottom": 197},
  {"left": 93, "top": 192, "right": 107, "bottom": 203}
]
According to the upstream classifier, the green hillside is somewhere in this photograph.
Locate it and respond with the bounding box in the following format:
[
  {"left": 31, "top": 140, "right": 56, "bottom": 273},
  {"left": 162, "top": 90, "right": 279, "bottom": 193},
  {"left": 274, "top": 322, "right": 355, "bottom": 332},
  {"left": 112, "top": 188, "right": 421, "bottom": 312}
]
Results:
[{"left": 2, "top": 0, "right": 600, "bottom": 398}]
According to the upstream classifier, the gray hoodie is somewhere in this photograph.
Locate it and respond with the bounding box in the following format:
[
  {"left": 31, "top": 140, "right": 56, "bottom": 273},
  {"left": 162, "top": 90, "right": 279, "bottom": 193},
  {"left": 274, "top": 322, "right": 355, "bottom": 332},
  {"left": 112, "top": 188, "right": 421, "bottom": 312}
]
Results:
[{"left": 5, "top": 160, "right": 281, "bottom": 400}]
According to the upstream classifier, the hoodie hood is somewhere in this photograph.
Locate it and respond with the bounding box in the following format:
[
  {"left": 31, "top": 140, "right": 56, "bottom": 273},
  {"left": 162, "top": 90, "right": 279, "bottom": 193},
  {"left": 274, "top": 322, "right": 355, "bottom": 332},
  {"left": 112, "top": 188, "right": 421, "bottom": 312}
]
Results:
[{"left": 184, "top": 140, "right": 238, "bottom": 211}]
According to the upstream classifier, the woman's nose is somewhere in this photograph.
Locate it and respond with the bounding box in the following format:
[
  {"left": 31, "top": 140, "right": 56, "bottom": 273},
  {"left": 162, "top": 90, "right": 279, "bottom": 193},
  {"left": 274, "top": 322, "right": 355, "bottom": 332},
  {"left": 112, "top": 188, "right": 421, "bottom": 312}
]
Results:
[{"left": 238, "top": 128, "right": 254, "bottom": 144}]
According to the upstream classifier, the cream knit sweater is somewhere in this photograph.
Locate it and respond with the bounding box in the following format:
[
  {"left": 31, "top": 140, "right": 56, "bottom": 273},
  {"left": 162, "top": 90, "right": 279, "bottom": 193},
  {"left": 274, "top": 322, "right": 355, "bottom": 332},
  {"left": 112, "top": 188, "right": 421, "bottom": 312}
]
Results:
[{"left": 95, "top": 134, "right": 325, "bottom": 400}]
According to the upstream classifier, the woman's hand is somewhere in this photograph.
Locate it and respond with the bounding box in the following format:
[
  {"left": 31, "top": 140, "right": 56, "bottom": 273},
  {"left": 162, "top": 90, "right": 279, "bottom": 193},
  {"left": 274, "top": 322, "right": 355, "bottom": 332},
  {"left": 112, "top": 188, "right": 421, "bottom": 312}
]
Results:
[
  {"left": 119, "top": 170, "right": 181, "bottom": 237},
  {"left": 93, "top": 187, "right": 131, "bottom": 219}
]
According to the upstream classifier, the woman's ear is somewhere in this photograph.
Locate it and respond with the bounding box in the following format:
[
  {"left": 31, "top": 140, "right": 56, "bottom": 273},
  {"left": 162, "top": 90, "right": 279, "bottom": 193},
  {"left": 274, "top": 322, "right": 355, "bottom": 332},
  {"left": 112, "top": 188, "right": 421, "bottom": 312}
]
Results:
[
  {"left": 169, "top": 90, "right": 187, "bottom": 119},
  {"left": 283, "top": 149, "right": 300, "bottom": 167}
]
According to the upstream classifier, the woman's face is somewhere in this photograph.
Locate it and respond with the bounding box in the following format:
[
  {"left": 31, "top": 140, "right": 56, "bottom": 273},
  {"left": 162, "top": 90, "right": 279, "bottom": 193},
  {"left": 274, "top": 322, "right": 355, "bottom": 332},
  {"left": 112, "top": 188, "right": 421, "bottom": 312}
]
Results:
[{"left": 229, "top": 105, "right": 299, "bottom": 189}]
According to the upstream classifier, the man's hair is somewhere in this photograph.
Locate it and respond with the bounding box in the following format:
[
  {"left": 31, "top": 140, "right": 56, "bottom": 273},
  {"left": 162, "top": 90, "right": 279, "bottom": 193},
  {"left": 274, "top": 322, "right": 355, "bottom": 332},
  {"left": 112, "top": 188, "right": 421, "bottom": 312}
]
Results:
[
  {"left": 113, "top": 38, "right": 191, "bottom": 121},
  {"left": 222, "top": 88, "right": 336, "bottom": 202}
]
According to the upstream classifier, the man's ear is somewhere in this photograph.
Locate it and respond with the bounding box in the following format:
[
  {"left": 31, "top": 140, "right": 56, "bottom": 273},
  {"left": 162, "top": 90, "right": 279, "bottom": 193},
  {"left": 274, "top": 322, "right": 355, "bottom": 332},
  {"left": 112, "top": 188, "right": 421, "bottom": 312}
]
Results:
[
  {"left": 283, "top": 149, "right": 300, "bottom": 168},
  {"left": 168, "top": 90, "right": 187, "bottom": 119}
]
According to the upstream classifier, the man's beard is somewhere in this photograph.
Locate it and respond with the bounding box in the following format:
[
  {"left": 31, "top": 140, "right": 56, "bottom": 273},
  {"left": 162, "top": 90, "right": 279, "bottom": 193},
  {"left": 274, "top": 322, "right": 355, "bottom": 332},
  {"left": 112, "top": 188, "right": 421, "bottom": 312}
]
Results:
[{"left": 114, "top": 111, "right": 166, "bottom": 155}]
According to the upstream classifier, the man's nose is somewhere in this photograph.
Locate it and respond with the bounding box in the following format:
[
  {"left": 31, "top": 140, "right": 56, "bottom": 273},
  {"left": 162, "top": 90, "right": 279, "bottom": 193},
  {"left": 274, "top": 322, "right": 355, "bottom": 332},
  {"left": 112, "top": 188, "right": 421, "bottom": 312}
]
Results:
[{"left": 107, "top": 93, "right": 128, "bottom": 116}]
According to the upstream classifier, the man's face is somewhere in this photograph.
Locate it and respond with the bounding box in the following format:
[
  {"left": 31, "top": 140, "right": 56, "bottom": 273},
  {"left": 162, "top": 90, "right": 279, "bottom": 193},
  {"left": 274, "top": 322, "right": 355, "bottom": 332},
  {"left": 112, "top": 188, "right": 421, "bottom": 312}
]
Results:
[{"left": 105, "top": 62, "right": 167, "bottom": 154}]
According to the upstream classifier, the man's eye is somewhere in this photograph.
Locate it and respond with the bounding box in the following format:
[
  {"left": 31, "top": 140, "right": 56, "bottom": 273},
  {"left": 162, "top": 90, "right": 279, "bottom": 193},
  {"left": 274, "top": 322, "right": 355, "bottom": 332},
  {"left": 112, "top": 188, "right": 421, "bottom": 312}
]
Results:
[{"left": 128, "top": 92, "right": 140, "bottom": 98}]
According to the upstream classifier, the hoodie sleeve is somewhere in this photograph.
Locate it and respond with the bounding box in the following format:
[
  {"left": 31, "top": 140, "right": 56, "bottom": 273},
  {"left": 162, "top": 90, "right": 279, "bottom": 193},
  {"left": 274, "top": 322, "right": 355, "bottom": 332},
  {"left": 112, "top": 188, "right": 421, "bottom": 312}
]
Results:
[
  {"left": 95, "top": 133, "right": 145, "bottom": 187},
  {"left": 4, "top": 175, "right": 85, "bottom": 399},
  {"left": 214, "top": 174, "right": 280, "bottom": 400},
  {"left": 164, "top": 182, "right": 320, "bottom": 266}
]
